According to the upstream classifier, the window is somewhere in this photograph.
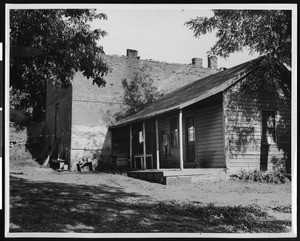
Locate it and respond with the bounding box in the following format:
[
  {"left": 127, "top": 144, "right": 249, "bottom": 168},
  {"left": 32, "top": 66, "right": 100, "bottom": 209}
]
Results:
[
  {"left": 186, "top": 117, "right": 195, "bottom": 142},
  {"left": 262, "top": 110, "right": 276, "bottom": 144},
  {"left": 170, "top": 118, "right": 178, "bottom": 147},
  {"left": 186, "top": 116, "right": 195, "bottom": 162}
]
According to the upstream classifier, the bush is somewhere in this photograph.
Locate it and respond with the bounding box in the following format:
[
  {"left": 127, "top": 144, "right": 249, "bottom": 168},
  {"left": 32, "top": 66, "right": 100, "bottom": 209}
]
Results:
[
  {"left": 10, "top": 108, "right": 31, "bottom": 130},
  {"left": 271, "top": 157, "right": 287, "bottom": 181},
  {"left": 231, "top": 158, "right": 289, "bottom": 184}
]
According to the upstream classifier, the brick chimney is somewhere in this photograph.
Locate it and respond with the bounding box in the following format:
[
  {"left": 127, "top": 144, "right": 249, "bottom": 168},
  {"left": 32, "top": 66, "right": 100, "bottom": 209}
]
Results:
[
  {"left": 191, "top": 58, "right": 203, "bottom": 67},
  {"left": 207, "top": 55, "right": 218, "bottom": 69},
  {"left": 126, "top": 49, "right": 138, "bottom": 59}
]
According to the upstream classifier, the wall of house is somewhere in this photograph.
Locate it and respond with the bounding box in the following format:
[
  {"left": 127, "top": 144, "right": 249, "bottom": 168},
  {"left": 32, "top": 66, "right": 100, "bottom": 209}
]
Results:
[
  {"left": 69, "top": 52, "right": 219, "bottom": 169},
  {"left": 182, "top": 95, "right": 225, "bottom": 168},
  {"left": 223, "top": 76, "right": 291, "bottom": 173},
  {"left": 45, "top": 84, "right": 72, "bottom": 167},
  {"left": 152, "top": 96, "right": 225, "bottom": 170}
]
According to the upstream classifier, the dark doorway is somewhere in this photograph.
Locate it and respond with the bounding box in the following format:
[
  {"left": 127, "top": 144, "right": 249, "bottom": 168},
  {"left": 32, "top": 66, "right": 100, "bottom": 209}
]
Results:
[{"left": 260, "top": 110, "right": 276, "bottom": 171}]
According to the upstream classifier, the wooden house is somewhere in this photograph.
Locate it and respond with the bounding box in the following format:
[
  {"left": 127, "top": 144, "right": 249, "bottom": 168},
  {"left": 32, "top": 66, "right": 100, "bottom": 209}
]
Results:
[{"left": 109, "top": 57, "right": 291, "bottom": 175}]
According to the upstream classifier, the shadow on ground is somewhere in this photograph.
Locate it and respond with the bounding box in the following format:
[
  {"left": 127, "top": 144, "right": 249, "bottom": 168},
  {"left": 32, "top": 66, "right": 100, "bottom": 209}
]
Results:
[{"left": 9, "top": 175, "right": 291, "bottom": 233}]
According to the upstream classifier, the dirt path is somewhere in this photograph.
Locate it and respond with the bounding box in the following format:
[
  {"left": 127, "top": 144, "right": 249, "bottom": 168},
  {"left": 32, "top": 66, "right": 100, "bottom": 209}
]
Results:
[
  {"left": 9, "top": 165, "right": 292, "bottom": 234},
  {"left": 10, "top": 166, "right": 292, "bottom": 208}
]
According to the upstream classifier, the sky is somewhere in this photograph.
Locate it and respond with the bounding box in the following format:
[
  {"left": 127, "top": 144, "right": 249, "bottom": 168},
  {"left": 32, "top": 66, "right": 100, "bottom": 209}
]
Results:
[
  {"left": 7, "top": 3, "right": 294, "bottom": 69},
  {"left": 91, "top": 5, "right": 260, "bottom": 68}
]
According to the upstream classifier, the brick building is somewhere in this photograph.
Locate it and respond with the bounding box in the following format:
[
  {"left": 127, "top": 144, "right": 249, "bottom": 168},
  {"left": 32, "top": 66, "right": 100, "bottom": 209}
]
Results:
[{"left": 45, "top": 49, "right": 219, "bottom": 170}]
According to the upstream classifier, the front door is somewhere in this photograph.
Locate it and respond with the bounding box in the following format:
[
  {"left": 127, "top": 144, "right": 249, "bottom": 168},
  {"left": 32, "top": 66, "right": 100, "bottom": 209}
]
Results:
[{"left": 186, "top": 116, "right": 195, "bottom": 163}]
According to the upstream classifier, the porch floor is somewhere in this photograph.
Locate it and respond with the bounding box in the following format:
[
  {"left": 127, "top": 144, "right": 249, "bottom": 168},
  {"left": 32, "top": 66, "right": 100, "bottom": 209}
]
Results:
[{"left": 127, "top": 168, "right": 228, "bottom": 185}]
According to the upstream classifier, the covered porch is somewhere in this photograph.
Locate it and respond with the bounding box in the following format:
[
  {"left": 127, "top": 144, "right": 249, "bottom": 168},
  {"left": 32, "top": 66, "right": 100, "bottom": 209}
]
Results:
[
  {"left": 110, "top": 109, "right": 189, "bottom": 171},
  {"left": 110, "top": 95, "right": 226, "bottom": 173}
]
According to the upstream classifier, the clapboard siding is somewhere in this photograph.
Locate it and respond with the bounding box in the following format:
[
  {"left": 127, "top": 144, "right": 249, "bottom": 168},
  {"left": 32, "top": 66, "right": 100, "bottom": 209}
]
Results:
[
  {"left": 229, "top": 155, "right": 282, "bottom": 161},
  {"left": 196, "top": 136, "right": 225, "bottom": 143},
  {"left": 196, "top": 121, "right": 224, "bottom": 128},
  {"left": 194, "top": 100, "right": 225, "bottom": 168},
  {"left": 224, "top": 76, "right": 291, "bottom": 171},
  {"left": 194, "top": 128, "right": 224, "bottom": 136}
]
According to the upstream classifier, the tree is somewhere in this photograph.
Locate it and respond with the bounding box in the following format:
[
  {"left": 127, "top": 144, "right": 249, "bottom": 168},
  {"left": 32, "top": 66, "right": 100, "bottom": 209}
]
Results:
[
  {"left": 186, "top": 10, "right": 292, "bottom": 173},
  {"left": 185, "top": 10, "right": 291, "bottom": 67},
  {"left": 10, "top": 9, "right": 110, "bottom": 121},
  {"left": 115, "top": 66, "right": 163, "bottom": 121}
]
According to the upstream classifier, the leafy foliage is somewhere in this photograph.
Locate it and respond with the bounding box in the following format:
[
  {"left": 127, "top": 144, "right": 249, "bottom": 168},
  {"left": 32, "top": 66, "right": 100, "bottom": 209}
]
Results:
[
  {"left": 225, "top": 57, "right": 291, "bottom": 172},
  {"left": 270, "top": 156, "right": 289, "bottom": 180},
  {"left": 10, "top": 9, "right": 110, "bottom": 120},
  {"left": 230, "top": 157, "right": 289, "bottom": 184},
  {"left": 272, "top": 205, "right": 292, "bottom": 213},
  {"left": 115, "top": 66, "right": 163, "bottom": 121},
  {"left": 185, "top": 10, "right": 291, "bottom": 67}
]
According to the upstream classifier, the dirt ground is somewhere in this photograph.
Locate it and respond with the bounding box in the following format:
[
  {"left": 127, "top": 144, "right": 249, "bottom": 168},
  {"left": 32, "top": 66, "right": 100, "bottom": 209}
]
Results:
[{"left": 8, "top": 158, "right": 293, "bottom": 235}]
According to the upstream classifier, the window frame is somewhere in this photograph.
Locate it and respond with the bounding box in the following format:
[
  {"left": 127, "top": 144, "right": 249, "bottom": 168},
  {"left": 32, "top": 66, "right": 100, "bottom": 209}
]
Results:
[{"left": 186, "top": 115, "right": 195, "bottom": 143}]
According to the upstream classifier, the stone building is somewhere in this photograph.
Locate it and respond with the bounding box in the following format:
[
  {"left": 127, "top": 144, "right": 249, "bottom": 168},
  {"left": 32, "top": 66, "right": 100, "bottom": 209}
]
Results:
[{"left": 45, "top": 49, "right": 219, "bottom": 170}]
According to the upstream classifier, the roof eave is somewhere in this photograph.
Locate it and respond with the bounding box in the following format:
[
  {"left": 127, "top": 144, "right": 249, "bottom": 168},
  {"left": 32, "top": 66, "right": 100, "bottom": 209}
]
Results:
[
  {"left": 109, "top": 107, "right": 180, "bottom": 129},
  {"left": 109, "top": 59, "right": 262, "bottom": 129}
]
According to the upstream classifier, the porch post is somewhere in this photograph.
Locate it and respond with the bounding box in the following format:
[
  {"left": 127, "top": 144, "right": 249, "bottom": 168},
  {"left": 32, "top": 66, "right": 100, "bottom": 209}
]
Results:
[
  {"left": 129, "top": 124, "right": 133, "bottom": 169},
  {"left": 143, "top": 121, "right": 146, "bottom": 169},
  {"left": 179, "top": 109, "right": 184, "bottom": 170},
  {"left": 155, "top": 118, "right": 160, "bottom": 170}
]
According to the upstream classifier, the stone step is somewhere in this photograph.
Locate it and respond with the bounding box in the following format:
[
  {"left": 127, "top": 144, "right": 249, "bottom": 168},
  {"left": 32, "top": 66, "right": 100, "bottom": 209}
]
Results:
[
  {"left": 128, "top": 171, "right": 164, "bottom": 183},
  {"left": 163, "top": 168, "right": 227, "bottom": 176},
  {"left": 127, "top": 170, "right": 230, "bottom": 185}
]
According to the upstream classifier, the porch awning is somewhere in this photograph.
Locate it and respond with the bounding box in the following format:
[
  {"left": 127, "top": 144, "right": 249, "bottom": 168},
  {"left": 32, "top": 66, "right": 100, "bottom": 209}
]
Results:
[{"left": 109, "top": 57, "right": 263, "bottom": 128}]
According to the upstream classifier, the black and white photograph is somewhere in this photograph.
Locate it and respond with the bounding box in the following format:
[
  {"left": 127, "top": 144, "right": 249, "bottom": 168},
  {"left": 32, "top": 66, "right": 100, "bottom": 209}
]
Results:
[{"left": 3, "top": 3, "right": 297, "bottom": 238}]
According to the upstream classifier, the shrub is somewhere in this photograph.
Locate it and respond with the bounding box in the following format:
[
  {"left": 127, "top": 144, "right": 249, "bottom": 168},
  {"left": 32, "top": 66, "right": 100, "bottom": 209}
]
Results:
[
  {"left": 271, "top": 157, "right": 287, "bottom": 182},
  {"left": 231, "top": 158, "right": 289, "bottom": 184}
]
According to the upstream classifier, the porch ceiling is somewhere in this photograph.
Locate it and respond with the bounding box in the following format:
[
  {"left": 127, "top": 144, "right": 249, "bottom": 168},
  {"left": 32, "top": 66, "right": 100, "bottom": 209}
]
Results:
[{"left": 110, "top": 57, "right": 263, "bottom": 128}]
